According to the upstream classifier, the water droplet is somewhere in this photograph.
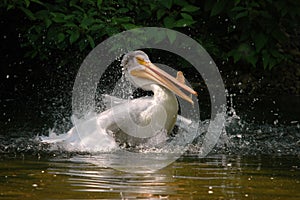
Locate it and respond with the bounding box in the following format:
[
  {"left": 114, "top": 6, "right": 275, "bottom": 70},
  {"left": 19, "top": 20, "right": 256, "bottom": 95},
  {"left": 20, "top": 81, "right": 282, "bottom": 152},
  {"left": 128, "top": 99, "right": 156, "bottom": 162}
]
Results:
[
  {"left": 233, "top": 25, "right": 236, "bottom": 29},
  {"left": 6, "top": 75, "right": 9, "bottom": 78}
]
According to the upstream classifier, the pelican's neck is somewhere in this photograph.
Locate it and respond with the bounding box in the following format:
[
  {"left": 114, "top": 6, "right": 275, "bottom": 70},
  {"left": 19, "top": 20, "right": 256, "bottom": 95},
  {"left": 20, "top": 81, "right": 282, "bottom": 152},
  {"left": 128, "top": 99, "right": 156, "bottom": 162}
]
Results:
[
  {"left": 149, "top": 84, "right": 177, "bottom": 104},
  {"left": 149, "top": 84, "right": 178, "bottom": 132}
]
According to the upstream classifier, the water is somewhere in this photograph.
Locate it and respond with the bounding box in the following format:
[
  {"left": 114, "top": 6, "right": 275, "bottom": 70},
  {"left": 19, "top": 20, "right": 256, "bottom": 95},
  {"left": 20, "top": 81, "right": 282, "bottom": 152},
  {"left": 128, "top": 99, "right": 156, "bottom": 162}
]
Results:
[
  {"left": 1, "top": 103, "right": 300, "bottom": 199},
  {"left": 0, "top": 154, "right": 299, "bottom": 199},
  {"left": 1, "top": 70, "right": 300, "bottom": 199}
]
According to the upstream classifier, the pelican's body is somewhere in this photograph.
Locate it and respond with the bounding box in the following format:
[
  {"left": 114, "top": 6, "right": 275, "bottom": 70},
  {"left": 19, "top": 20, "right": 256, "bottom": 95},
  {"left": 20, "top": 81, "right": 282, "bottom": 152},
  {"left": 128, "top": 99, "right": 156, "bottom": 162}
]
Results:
[
  {"left": 42, "top": 51, "right": 197, "bottom": 151},
  {"left": 101, "top": 85, "right": 178, "bottom": 133}
]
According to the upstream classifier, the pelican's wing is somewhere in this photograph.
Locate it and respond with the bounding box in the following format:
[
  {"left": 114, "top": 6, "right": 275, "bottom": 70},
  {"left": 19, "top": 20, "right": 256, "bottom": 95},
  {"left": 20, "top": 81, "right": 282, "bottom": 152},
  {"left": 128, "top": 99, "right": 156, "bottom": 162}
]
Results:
[{"left": 97, "top": 97, "right": 153, "bottom": 130}]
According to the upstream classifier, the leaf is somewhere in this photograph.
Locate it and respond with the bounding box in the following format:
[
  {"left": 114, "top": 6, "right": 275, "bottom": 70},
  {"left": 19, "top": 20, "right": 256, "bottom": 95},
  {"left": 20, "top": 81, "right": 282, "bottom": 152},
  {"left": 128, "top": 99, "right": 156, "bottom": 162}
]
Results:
[
  {"left": 89, "top": 24, "right": 105, "bottom": 31},
  {"left": 271, "top": 28, "right": 287, "bottom": 43},
  {"left": 235, "top": 11, "right": 248, "bottom": 19},
  {"left": 118, "top": 8, "right": 129, "bottom": 13},
  {"left": 25, "top": 0, "right": 31, "bottom": 7},
  {"left": 228, "top": 49, "right": 241, "bottom": 63},
  {"left": 121, "top": 23, "right": 138, "bottom": 30},
  {"left": 234, "top": 0, "right": 241, "bottom": 6},
  {"left": 20, "top": 7, "right": 36, "bottom": 20},
  {"left": 97, "top": 0, "right": 102, "bottom": 9},
  {"left": 180, "top": 13, "right": 193, "bottom": 20},
  {"left": 173, "top": 0, "right": 188, "bottom": 6},
  {"left": 51, "top": 12, "right": 67, "bottom": 23},
  {"left": 78, "top": 39, "right": 88, "bottom": 52},
  {"left": 112, "top": 17, "right": 131, "bottom": 24},
  {"left": 31, "top": 0, "right": 44, "bottom": 6},
  {"left": 160, "top": 0, "right": 172, "bottom": 9},
  {"left": 254, "top": 32, "right": 267, "bottom": 52},
  {"left": 181, "top": 5, "right": 199, "bottom": 12},
  {"left": 157, "top": 9, "right": 165, "bottom": 20},
  {"left": 87, "top": 35, "right": 95, "bottom": 48},
  {"left": 245, "top": 52, "right": 258, "bottom": 67},
  {"left": 69, "top": 30, "right": 80, "bottom": 44},
  {"left": 231, "top": 6, "right": 246, "bottom": 12},
  {"left": 174, "top": 18, "right": 196, "bottom": 27},
  {"left": 7, "top": 4, "right": 15, "bottom": 10},
  {"left": 57, "top": 33, "right": 65, "bottom": 43},
  {"left": 211, "top": 0, "right": 227, "bottom": 16},
  {"left": 35, "top": 10, "right": 49, "bottom": 20},
  {"left": 80, "top": 16, "right": 95, "bottom": 29},
  {"left": 163, "top": 16, "right": 175, "bottom": 28},
  {"left": 64, "top": 23, "right": 77, "bottom": 28},
  {"left": 262, "top": 50, "right": 270, "bottom": 69}
]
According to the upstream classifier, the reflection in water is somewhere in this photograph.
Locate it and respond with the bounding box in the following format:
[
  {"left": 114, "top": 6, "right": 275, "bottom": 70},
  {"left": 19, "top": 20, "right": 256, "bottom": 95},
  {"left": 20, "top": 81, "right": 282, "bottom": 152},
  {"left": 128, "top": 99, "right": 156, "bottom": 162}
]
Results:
[{"left": 1, "top": 154, "right": 299, "bottom": 199}]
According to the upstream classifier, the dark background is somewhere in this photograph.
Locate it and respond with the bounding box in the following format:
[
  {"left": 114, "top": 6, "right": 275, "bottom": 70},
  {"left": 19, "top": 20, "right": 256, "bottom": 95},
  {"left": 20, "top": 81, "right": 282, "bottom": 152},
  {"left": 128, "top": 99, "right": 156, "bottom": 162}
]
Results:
[{"left": 1, "top": 0, "right": 299, "bottom": 138}]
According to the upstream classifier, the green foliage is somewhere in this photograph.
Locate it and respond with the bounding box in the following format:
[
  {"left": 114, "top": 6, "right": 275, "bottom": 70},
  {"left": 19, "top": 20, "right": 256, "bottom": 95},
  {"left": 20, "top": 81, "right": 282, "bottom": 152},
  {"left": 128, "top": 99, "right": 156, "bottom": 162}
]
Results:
[{"left": 1, "top": 0, "right": 299, "bottom": 69}]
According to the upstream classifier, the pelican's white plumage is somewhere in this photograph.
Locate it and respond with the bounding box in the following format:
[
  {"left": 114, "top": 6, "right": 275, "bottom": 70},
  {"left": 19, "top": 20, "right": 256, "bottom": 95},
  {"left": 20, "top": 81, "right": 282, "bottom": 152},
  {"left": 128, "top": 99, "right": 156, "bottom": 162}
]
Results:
[{"left": 42, "top": 51, "right": 197, "bottom": 151}]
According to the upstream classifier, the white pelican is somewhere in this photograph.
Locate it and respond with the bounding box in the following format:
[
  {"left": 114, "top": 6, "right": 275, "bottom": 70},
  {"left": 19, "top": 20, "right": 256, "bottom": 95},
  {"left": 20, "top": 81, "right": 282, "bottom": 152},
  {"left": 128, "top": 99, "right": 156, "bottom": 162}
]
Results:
[{"left": 42, "top": 51, "right": 197, "bottom": 151}]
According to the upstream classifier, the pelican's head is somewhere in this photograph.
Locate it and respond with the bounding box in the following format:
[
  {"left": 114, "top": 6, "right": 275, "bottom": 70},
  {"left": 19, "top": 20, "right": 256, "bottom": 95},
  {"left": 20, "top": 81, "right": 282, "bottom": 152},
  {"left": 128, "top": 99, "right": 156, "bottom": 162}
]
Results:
[{"left": 121, "top": 51, "right": 197, "bottom": 104}]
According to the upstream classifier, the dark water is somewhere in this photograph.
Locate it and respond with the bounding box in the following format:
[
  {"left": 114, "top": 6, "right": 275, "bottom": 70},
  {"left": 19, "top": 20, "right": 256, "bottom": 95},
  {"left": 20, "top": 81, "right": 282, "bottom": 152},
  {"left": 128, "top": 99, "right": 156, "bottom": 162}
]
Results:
[
  {"left": 0, "top": 154, "right": 299, "bottom": 200},
  {"left": 1, "top": 92, "right": 300, "bottom": 199}
]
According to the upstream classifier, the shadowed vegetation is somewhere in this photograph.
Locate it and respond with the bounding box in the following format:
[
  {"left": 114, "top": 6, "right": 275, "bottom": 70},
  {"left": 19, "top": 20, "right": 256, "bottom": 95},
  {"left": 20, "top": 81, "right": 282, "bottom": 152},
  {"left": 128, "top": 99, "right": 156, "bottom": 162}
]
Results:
[{"left": 1, "top": 0, "right": 299, "bottom": 69}]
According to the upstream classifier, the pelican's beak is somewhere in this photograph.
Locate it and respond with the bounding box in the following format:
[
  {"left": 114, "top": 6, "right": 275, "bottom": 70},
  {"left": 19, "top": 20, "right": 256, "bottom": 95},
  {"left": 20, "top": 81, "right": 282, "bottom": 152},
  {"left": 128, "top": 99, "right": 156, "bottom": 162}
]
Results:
[{"left": 130, "top": 57, "right": 197, "bottom": 104}]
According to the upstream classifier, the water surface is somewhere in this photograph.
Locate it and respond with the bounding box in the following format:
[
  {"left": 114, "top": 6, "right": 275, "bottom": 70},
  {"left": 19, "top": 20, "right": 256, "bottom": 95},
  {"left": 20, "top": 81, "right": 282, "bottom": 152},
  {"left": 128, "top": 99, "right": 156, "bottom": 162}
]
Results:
[{"left": 1, "top": 154, "right": 299, "bottom": 199}]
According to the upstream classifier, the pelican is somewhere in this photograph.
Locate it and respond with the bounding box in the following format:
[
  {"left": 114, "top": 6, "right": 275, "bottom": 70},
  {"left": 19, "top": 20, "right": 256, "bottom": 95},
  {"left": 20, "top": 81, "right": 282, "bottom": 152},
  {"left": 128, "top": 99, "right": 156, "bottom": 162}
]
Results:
[{"left": 42, "top": 51, "right": 197, "bottom": 151}]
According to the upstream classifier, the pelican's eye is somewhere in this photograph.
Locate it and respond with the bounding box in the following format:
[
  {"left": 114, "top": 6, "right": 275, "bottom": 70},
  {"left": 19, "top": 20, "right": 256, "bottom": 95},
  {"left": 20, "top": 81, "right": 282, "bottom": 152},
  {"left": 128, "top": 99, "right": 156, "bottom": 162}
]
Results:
[{"left": 136, "top": 56, "right": 147, "bottom": 65}]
